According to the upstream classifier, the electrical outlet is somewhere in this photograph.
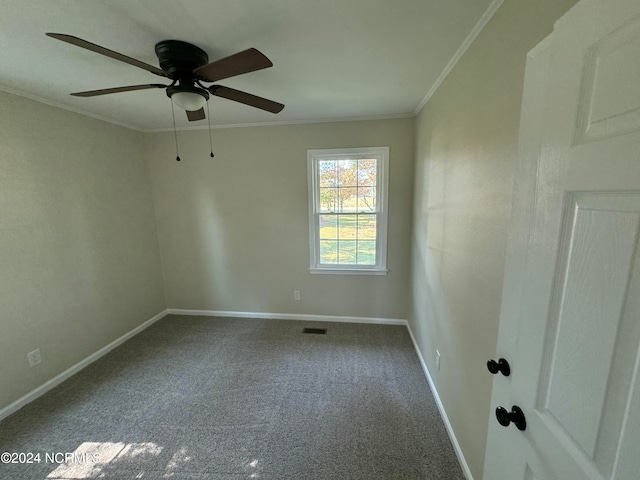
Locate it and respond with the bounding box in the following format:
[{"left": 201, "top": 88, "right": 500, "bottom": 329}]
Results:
[
  {"left": 294, "top": 290, "right": 301, "bottom": 301},
  {"left": 436, "top": 350, "right": 441, "bottom": 371},
  {"left": 28, "top": 349, "right": 41, "bottom": 367}
]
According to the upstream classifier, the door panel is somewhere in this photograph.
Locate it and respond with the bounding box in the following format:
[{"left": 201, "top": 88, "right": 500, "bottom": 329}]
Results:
[
  {"left": 484, "top": 0, "right": 640, "bottom": 478},
  {"left": 538, "top": 194, "right": 640, "bottom": 476},
  {"left": 575, "top": 15, "right": 640, "bottom": 144}
]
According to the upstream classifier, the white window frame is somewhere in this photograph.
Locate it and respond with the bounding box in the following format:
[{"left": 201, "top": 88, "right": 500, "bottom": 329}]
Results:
[{"left": 307, "top": 146, "right": 389, "bottom": 275}]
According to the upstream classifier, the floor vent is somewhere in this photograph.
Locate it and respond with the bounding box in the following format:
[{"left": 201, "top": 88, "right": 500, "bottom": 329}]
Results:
[{"left": 302, "top": 327, "right": 327, "bottom": 335}]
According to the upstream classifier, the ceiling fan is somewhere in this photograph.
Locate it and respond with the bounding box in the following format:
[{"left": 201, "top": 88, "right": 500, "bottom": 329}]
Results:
[{"left": 46, "top": 33, "right": 285, "bottom": 122}]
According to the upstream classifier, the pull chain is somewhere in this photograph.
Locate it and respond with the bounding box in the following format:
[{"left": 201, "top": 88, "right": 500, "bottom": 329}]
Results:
[
  {"left": 171, "top": 101, "right": 180, "bottom": 162},
  {"left": 206, "top": 101, "right": 214, "bottom": 158}
]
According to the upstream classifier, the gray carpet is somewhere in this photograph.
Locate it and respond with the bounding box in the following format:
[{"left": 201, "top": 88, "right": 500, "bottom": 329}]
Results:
[{"left": 0, "top": 315, "right": 465, "bottom": 479}]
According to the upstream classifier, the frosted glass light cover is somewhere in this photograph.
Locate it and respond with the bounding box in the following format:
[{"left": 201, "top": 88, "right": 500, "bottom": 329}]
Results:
[{"left": 171, "top": 92, "right": 207, "bottom": 111}]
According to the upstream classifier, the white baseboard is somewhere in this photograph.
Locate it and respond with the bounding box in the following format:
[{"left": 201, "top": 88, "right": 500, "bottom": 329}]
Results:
[
  {"left": 405, "top": 323, "right": 475, "bottom": 480},
  {"left": 166, "top": 308, "right": 408, "bottom": 326},
  {"left": 0, "top": 309, "right": 169, "bottom": 422}
]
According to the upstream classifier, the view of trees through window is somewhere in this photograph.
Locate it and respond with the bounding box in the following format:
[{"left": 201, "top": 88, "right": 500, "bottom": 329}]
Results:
[{"left": 318, "top": 158, "right": 377, "bottom": 265}]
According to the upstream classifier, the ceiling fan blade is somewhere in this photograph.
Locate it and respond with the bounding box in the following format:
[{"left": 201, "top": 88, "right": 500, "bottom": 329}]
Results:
[
  {"left": 71, "top": 84, "right": 167, "bottom": 97},
  {"left": 209, "top": 86, "right": 284, "bottom": 114},
  {"left": 186, "top": 108, "right": 206, "bottom": 121},
  {"left": 194, "top": 48, "right": 272, "bottom": 83},
  {"left": 47, "top": 33, "right": 168, "bottom": 77}
]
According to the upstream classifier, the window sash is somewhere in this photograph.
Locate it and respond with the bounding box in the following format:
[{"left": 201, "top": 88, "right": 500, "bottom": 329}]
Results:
[{"left": 317, "top": 212, "right": 378, "bottom": 265}]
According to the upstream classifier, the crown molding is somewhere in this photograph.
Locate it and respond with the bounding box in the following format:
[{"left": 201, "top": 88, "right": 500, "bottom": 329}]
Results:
[
  {"left": 0, "top": 85, "right": 143, "bottom": 132},
  {"left": 142, "top": 112, "right": 415, "bottom": 133},
  {"left": 414, "top": 0, "right": 505, "bottom": 115}
]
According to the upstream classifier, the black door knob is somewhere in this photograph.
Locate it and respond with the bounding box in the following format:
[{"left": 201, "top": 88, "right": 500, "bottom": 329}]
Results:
[
  {"left": 487, "top": 358, "right": 510, "bottom": 376},
  {"left": 495, "top": 405, "right": 526, "bottom": 431}
]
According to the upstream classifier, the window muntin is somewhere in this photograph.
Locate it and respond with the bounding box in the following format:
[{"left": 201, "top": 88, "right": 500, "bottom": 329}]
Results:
[{"left": 308, "top": 147, "right": 388, "bottom": 274}]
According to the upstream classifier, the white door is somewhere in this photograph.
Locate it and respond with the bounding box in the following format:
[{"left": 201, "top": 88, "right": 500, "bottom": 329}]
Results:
[{"left": 484, "top": 0, "right": 640, "bottom": 479}]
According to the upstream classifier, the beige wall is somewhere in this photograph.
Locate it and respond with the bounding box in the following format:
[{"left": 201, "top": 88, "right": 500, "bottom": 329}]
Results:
[
  {"left": 0, "top": 91, "right": 166, "bottom": 411},
  {"left": 409, "top": 0, "right": 578, "bottom": 478},
  {"left": 145, "top": 118, "right": 414, "bottom": 320}
]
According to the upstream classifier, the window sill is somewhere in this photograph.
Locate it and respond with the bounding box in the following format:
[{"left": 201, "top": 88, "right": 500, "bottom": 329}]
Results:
[{"left": 309, "top": 267, "right": 388, "bottom": 276}]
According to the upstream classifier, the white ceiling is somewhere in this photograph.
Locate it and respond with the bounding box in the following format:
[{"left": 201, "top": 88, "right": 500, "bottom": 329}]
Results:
[{"left": 0, "top": 0, "right": 495, "bottom": 131}]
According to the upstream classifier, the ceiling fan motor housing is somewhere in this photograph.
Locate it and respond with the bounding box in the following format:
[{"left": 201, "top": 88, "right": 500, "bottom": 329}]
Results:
[
  {"left": 154, "top": 40, "right": 209, "bottom": 77},
  {"left": 156, "top": 40, "right": 211, "bottom": 106}
]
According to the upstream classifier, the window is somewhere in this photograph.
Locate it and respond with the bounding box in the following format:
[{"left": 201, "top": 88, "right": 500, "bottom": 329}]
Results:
[{"left": 307, "top": 147, "right": 389, "bottom": 274}]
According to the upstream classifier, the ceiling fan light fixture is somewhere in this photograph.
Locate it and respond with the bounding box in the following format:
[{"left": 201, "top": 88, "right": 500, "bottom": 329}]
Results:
[
  {"left": 167, "top": 85, "right": 209, "bottom": 111},
  {"left": 171, "top": 91, "right": 207, "bottom": 111}
]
